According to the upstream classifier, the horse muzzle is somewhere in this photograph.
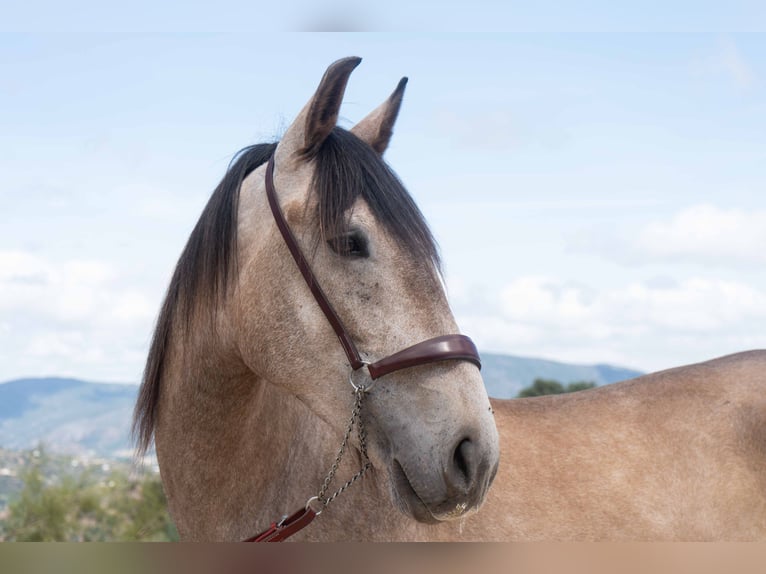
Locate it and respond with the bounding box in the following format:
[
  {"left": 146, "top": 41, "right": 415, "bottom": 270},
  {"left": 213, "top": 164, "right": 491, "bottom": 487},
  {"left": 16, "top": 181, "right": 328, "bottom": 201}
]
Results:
[{"left": 389, "top": 428, "right": 500, "bottom": 524}]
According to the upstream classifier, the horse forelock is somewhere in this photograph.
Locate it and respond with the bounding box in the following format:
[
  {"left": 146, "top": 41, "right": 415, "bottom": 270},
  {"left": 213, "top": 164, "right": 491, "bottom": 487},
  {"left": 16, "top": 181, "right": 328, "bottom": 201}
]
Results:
[
  {"left": 312, "top": 127, "right": 442, "bottom": 276},
  {"left": 132, "top": 142, "right": 277, "bottom": 455}
]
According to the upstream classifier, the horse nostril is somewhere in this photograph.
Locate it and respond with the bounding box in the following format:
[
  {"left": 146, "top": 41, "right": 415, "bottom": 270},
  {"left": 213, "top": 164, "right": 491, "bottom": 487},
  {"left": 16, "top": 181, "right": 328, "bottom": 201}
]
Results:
[{"left": 452, "top": 438, "right": 473, "bottom": 486}]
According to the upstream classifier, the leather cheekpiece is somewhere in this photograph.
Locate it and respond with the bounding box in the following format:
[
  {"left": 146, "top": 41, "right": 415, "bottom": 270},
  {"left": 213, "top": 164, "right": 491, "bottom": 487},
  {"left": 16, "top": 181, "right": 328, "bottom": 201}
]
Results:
[{"left": 265, "top": 155, "right": 482, "bottom": 380}]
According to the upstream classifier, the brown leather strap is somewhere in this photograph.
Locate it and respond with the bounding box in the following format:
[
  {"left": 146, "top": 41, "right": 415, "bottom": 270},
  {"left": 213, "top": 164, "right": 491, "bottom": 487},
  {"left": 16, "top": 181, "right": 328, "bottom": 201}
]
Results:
[
  {"left": 244, "top": 506, "right": 317, "bottom": 542},
  {"left": 266, "top": 157, "right": 367, "bottom": 371},
  {"left": 368, "top": 334, "right": 480, "bottom": 379},
  {"left": 248, "top": 155, "right": 483, "bottom": 544},
  {"left": 265, "top": 155, "right": 481, "bottom": 379}
]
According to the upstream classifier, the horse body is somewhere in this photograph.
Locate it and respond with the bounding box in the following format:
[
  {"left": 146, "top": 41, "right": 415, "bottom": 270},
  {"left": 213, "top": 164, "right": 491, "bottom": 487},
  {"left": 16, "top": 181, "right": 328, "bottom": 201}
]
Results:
[
  {"left": 136, "top": 57, "right": 766, "bottom": 541},
  {"left": 461, "top": 350, "right": 766, "bottom": 541}
]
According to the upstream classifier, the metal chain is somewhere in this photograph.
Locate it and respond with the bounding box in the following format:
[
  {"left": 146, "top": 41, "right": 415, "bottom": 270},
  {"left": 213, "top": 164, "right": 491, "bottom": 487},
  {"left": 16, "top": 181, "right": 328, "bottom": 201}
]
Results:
[{"left": 316, "top": 388, "right": 371, "bottom": 509}]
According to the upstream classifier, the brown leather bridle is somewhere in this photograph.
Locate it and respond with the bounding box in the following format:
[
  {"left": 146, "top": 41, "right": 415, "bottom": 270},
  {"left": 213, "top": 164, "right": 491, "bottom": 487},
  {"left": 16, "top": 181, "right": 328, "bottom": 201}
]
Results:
[{"left": 245, "top": 156, "right": 482, "bottom": 542}]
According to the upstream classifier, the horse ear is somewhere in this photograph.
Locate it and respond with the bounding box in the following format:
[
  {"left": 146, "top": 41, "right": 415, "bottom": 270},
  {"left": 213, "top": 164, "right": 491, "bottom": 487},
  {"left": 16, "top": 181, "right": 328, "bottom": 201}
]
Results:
[
  {"left": 278, "top": 57, "right": 362, "bottom": 160},
  {"left": 351, "top": 77, "right": 408, "bottom": 155}
]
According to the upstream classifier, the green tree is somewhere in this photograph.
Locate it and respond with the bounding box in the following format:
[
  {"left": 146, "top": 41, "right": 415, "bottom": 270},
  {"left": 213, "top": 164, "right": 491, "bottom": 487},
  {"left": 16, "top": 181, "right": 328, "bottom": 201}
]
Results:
[
  {"left": 112, "top": 472, "right": 179, "bottom": 541},
  {"left": 3, "top": 449, "right": 178, "bottom": 542},
  {"left": 517, "top": 378, "right": 565, "bottom": 398},
  {"left": 566, "top": 381, "right": 597, "bottom": 393},
  {"left": 517, "top": 378, "right": 596, "bottom": 398},
  {"left": 4, "top": 462, "right": 69, "bottom": 541}
]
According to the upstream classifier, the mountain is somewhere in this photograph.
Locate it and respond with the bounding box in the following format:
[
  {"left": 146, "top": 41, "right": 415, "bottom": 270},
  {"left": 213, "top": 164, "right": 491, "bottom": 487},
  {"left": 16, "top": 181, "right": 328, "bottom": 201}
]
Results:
[
  {"left": 0, "top": 378, "right": 137, "bottom": 460},
  {"left": 0, "top": 355, "right": 643, "bottom": 458},
  {"left": 480, "top": 353, "right": 643, "bottom": 399}
]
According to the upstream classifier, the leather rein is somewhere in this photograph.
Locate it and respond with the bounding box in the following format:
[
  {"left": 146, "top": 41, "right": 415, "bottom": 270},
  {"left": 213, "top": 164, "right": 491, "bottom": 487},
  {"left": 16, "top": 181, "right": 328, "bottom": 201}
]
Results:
[{"left": 245, "top": 156, "right": 481, "bottom": 542}]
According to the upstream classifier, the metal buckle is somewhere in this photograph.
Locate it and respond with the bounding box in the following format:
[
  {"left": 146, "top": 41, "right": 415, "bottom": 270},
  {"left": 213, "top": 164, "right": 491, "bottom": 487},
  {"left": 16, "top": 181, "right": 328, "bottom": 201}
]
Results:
[
  {"left": 348, "top": 362, "right": 374, "bottom": 393},
  {"left": 305, "top": 496, "right": 325, "bottom": 516}
]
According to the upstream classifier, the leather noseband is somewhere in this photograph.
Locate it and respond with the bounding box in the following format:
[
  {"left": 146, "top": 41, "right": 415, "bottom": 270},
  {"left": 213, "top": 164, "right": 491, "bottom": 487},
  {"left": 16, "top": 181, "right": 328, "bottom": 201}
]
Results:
[{"left": 264, "top": 156, "right": 481, "bottom": 381}]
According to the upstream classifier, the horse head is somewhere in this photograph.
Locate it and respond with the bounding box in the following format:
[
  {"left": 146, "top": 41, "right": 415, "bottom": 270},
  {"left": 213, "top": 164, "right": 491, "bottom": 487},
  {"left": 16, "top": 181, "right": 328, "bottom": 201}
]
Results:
[
  {"left": 234, "top": 58, "right": 499, "bottom": 524},
  {"left": 137, "top": 58, "right": 500, "bottom": 539}
]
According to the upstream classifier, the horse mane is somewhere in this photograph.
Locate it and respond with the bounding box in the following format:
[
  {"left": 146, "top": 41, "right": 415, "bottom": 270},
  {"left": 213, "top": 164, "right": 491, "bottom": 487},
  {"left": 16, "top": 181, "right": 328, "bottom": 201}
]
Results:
[
  {"left": 132, "top": 128, "right": 440, "bottom": 455},
  {"left": 312, "top": 128, "right": 441, "bottom": 273},
  {"left": 132, "top": 142, "right": 277, "bottom": 455}
]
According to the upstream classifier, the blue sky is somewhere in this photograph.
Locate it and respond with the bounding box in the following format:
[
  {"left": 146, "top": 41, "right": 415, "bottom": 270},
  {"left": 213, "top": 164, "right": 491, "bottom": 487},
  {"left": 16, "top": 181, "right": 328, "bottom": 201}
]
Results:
[
  {"left": 3, "top": 3, "right": 765, "bottom": 32},
  {"left": 1, "top": 33, "right": 765, "bottom": 382}
]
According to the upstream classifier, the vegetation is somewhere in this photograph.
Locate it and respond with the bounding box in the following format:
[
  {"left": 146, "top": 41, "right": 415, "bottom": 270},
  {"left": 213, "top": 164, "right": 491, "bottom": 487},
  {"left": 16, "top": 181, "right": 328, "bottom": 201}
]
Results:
[
  {"left": 517, "top": 378, "right": 597, "bottom": 398},
  {"left": 0, "top": 447, "right": 177, "bottom": 542}
]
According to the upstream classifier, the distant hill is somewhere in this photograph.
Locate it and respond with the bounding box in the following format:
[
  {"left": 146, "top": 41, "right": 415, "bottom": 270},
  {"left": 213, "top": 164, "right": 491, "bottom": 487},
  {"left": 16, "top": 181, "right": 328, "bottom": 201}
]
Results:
[
  {"left": 0, "top": 355, "right": 643, "bottom": 458},
  {"left": 481, "top": 353, "right": 643, "bottom": 399},
  {"left": 0, "top": 378, "right": 137, "bottom": 459}
]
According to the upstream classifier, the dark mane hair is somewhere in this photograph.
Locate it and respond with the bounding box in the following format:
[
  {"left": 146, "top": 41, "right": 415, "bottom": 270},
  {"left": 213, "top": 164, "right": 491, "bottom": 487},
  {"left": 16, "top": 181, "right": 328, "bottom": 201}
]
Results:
[
  {"left": 313, "top": 128, "right": 441, "bottom": 272},
  {"left": 132, "top": 142, "right": 277, "bottom": 454},
  {"left": 132, "top": 129, "right": 440, "bottom": 455}
]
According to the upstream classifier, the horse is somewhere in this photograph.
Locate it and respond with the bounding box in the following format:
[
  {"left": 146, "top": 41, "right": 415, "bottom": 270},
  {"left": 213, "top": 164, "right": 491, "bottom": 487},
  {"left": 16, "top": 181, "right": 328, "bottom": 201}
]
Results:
[
  {"left": 132, "top": 56, "right": 499, "bottom": 541},
  {"left": 133, "top": 57, "right": 766, "bottom": 541}
]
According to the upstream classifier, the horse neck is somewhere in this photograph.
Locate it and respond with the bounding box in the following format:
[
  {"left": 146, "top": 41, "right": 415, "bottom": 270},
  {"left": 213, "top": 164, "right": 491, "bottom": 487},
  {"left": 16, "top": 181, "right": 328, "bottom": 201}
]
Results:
[{"left": 155, "top": 325, "right": 354, "bottom": 540}]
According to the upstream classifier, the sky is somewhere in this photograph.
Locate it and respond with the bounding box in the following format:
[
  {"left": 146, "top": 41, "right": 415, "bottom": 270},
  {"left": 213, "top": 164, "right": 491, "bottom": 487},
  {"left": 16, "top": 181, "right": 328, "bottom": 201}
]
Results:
[{"left": 1, "top": 31, "right": 765, "bottom": 383}]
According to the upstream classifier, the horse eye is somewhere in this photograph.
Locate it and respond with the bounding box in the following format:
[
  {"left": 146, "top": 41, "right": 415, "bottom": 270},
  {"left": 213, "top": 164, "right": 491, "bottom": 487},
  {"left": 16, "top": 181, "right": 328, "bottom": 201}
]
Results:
[{"left": 328, "top": 231, "right": 369, "bottom": 258}]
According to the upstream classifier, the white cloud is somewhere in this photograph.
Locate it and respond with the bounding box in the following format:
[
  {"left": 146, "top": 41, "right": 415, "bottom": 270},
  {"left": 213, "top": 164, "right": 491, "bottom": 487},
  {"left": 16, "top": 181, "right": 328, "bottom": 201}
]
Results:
[
  {"left": 576, "top": 204, "right": 766, "bottom": 268},
  {"left": 0, "top": 250, "right": 154, "bottom": 325},
  {"left": 501, "top": 276, "right": 593, "bottom": 324},
  {"left": 692, "top": 37, "right": 757, "bottom": 90},
  {"left": 634, "top": 204, "right": 766, "bottom": 265},
  {"left": 454, "top": 274, "right": 766, "bottom": 372},
  {"left": 0, "top": 250, "right": 155, "bottom": 382},
  {"left": 427, "top": 105, "right": 569, "bottom": 153},
  {"left": 717, "top": 38, "right": 756, "bottom": 89}
]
